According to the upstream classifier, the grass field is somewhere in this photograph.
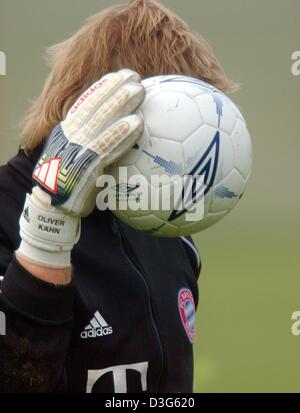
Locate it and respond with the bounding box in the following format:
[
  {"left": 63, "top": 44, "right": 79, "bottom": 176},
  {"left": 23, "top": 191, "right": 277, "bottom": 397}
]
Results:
[{"left": 192, "top": 213, "right": 299, "bottom": 392}]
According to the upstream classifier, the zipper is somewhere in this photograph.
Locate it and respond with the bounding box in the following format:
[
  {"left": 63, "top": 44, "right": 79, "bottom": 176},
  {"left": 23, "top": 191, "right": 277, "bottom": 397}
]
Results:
[{"left": 114, "top": 219, "right": 165, "bottom": 391}]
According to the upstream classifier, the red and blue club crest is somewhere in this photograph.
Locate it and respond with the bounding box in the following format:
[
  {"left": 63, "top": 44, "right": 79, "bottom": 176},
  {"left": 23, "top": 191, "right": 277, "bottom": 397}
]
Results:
[{"left": 178, "top": 288, "right": 196, "bottom": 343}]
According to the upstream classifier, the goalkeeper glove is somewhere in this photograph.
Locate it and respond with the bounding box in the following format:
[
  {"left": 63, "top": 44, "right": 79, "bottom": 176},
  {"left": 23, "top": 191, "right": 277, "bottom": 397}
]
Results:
[{"left": 18, "top": 69, "right": 145, "bottom": 268}]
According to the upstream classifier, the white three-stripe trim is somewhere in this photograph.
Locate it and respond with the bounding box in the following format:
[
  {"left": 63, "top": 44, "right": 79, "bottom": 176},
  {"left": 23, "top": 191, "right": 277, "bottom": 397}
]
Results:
[{"left": 34, "top": 158, "right": 60, "bottom": 192}]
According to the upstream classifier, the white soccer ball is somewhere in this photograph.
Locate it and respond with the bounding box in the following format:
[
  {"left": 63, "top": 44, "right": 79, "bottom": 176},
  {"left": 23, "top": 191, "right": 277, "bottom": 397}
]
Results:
[{"left": 105, "top": 75, "right": 252, "bottom": 237}]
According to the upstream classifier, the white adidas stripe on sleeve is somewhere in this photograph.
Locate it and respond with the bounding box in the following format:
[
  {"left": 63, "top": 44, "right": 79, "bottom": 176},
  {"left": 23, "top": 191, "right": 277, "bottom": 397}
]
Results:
[{"left": 180, "top": 237, "right": 200, "bottom": 270}]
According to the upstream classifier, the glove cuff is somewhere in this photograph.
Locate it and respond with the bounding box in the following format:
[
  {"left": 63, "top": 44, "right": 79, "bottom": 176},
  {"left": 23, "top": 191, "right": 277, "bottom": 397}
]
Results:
[
  {"left": 18, "top": 193, "right": 81, "bottom": 268},
  {"left": 17, "top": 242, "right": 72, "bottom": 269}
]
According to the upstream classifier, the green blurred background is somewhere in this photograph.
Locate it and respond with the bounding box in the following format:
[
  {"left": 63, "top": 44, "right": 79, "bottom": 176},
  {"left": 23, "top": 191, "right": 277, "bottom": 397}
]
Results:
[{"left": 0, "top": 0, "right": 299, "bottom": 392}]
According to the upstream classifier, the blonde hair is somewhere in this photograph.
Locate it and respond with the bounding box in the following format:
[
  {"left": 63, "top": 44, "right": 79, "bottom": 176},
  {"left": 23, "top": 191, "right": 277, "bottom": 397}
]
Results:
[{"left": 21, "top": 0, "right": 236, "bottom": 150}]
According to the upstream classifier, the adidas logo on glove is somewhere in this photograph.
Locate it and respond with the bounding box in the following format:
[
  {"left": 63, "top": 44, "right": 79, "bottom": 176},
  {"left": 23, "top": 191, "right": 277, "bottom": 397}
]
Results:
[{"left": 80, "top": 310, "right": 113, "bottom": 339}]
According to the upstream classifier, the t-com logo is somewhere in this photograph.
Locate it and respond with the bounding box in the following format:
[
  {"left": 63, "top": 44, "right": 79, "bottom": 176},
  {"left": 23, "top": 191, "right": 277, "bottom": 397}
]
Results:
[
  {"left": 0, "top": 311, "right": 6, "bottom": 336},
  {"left": 86, "top": 362, "right": 148, "bottom": 393},
  {"left": 0, "top": 51, "right": 6, "bottom": 76}
]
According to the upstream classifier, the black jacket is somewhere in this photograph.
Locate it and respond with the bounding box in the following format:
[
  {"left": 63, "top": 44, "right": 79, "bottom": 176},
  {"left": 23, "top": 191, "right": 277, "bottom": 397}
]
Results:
[{"left": 0, "top": 148, "right": 201, "bottom": 393}]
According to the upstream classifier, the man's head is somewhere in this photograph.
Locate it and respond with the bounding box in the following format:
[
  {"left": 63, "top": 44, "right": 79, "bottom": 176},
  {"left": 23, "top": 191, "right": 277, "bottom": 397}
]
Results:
[{"left": 21, "top": 0, "right": 236, "bottom": 150}]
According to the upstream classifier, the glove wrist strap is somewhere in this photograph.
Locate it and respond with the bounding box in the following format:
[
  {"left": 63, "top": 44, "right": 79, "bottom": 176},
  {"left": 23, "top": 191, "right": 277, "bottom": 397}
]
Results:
[{"left": 18, "top": 193, "right": 81, "bottom": 268}]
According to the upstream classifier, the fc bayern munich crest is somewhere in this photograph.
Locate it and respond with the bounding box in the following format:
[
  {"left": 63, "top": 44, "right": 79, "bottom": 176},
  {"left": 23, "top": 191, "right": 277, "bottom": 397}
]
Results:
[{"left": 178, "top": 288, "right": 196, "bottom": 343}]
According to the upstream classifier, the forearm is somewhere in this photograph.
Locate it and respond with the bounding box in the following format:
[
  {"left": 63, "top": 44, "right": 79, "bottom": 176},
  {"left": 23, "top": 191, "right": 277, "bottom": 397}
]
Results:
[
  {"left": 15, "top": 252, "right": 71, "bottom": 285},
  {"left": 0, "top": 256, "right": 74, "bottom": 392}
]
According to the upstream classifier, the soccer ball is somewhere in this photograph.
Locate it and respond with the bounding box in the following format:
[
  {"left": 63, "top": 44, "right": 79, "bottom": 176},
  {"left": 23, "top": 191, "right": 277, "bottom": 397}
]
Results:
[{"left": 104, "top": 75, "right": 252, "bottom": 237}]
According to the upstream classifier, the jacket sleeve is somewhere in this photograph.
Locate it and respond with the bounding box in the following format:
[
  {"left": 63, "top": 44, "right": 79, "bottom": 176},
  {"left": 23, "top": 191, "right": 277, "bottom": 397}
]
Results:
[
  {"left": 0, "top": 152, "right": 74, "bottom": 393},
  {"left": 180, "top": 236, "right": 201, "bottom": 279}
]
